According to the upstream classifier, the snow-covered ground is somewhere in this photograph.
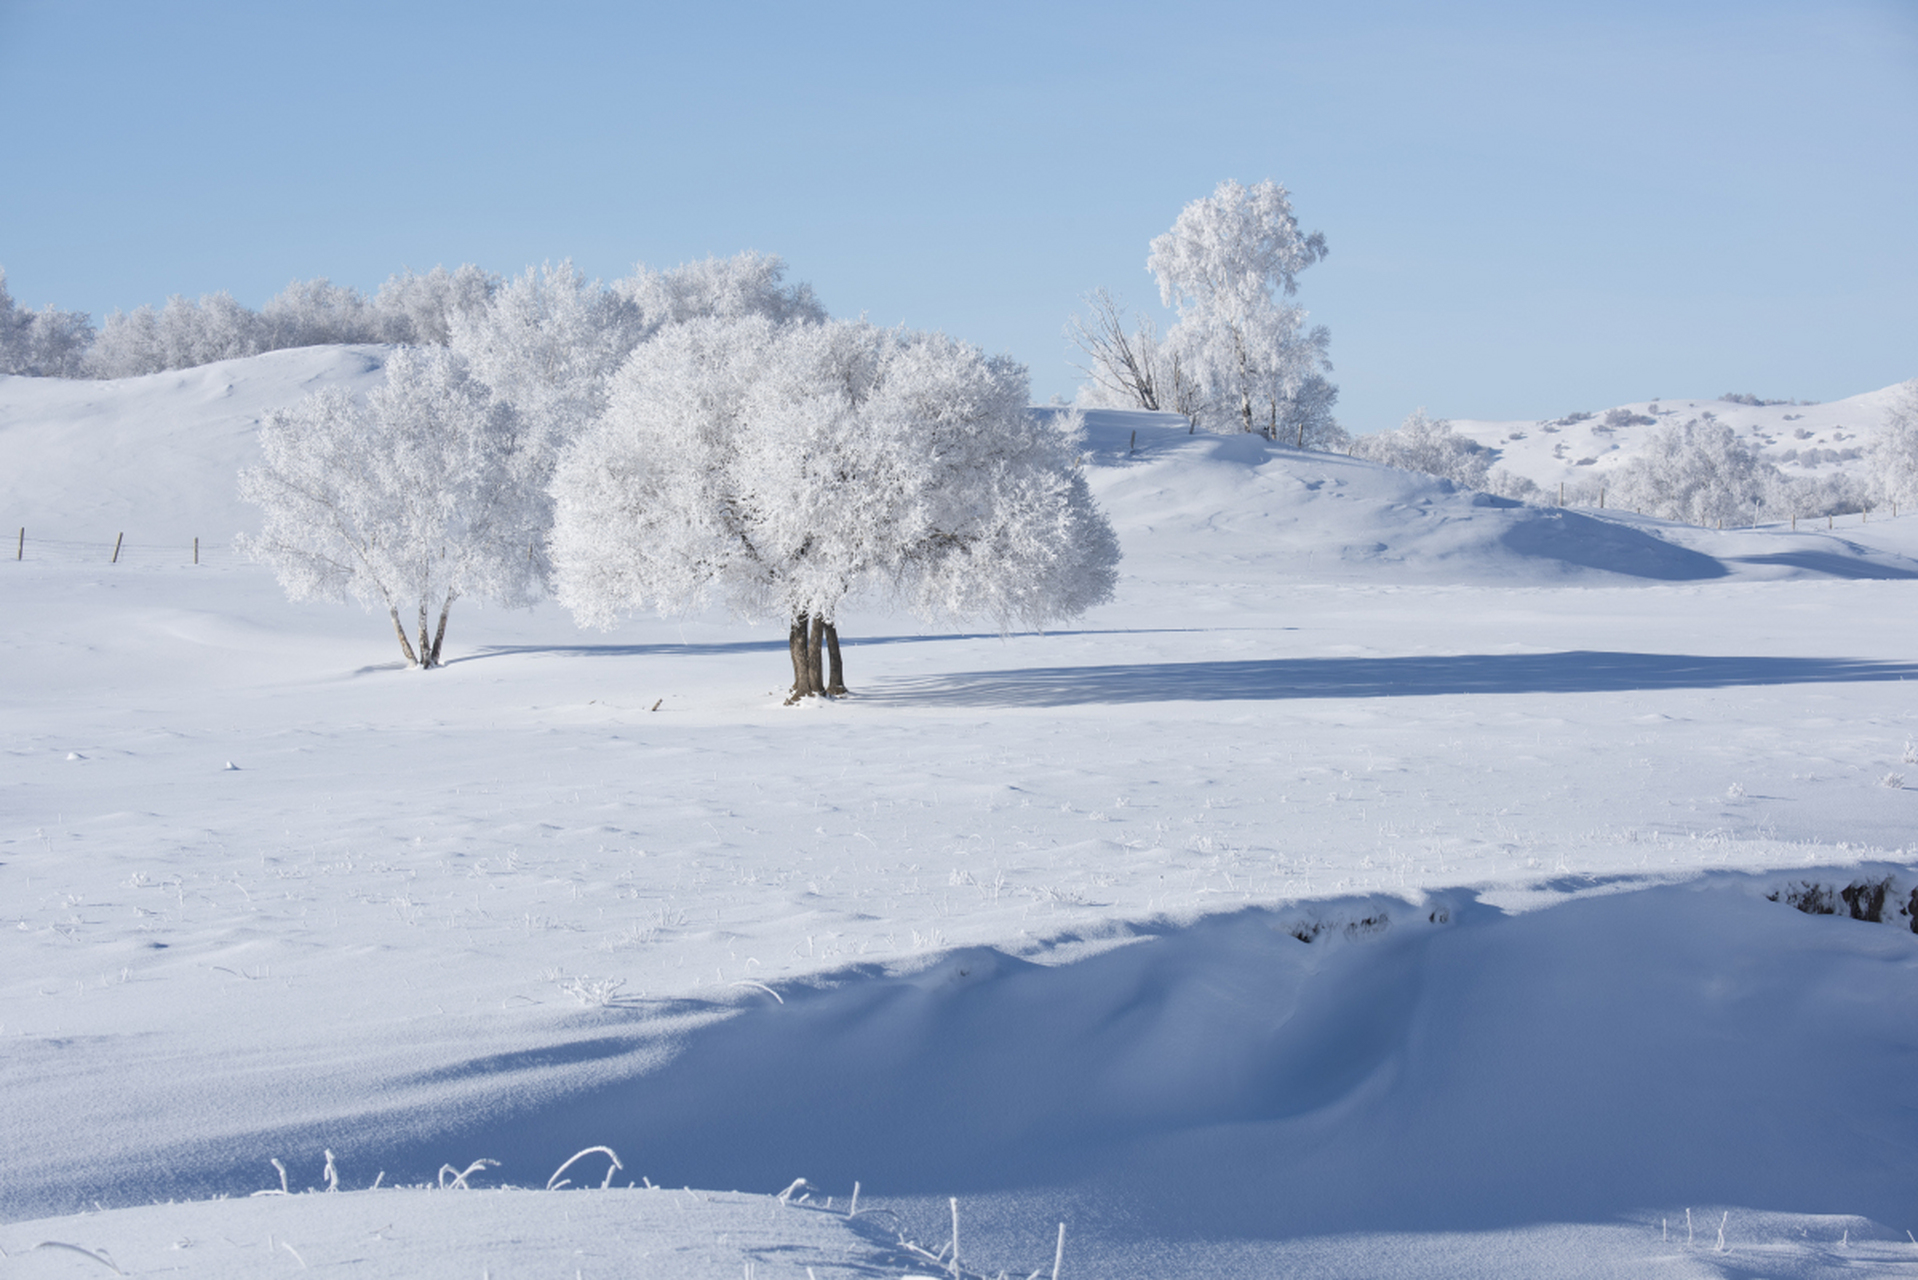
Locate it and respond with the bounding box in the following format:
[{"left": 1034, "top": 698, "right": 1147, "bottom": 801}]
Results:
[
  {"left": 1447, "top": 382, "right": 1910, "bottom": 496},
  {"left": 4, "top": 353, "right": 1917, "bottom": 1278}
]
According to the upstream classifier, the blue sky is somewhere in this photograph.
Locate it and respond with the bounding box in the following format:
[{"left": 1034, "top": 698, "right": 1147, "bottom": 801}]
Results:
[{"left": 1, "top": 0, "right": 1912, "bottom": 430}]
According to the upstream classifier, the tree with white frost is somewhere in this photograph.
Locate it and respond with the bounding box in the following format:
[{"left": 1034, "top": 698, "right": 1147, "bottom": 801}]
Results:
[
  {"left": 1148, "top": 179, "right": 1336, "bottom": 441},
  {"left": 551, "top": 316, "right": 1119, "bottom": 702},
  {"left": 238, "top": 346, "right": 544, "bottom": 668},
  {"left": 0, "top": 268, "right": 94, "bottom": 377},
  {"left": 1351, "top": 409, "right": 1493, "bottom": 487},
  {"left": 1604, "top": 415, "right": 1784, "bottom": 527},
  {"left": 1867, "top": 380, "right": 1918, "bottom": 511}
]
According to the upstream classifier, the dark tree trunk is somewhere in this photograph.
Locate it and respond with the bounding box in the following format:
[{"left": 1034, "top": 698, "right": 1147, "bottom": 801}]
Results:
[
  {"left": 416, "top": 600, "right": 435, "bottom": 671},
  {"left": 808, "top": 614, "right": 827, "bottom": 696},
  {"left": 824, "top": 620, "right": 847, "bottom": 695},
  {"left": 426, "top": 593, "right": 455, "bottom": 667},
  {"left": 389, "top": 606, "right": 421, "bottom": 667},
  {"left": 786, "top": 614, "right": 812, "bottom": 704}
]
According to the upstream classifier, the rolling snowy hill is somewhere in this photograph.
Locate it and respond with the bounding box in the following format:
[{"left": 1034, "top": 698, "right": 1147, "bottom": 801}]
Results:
[
  {"left": 1444, "top": 381, "right": 1911, "bottom": 497},
  {"left": 3, "top": 352, "right": 1917, "bottom": 1279}
]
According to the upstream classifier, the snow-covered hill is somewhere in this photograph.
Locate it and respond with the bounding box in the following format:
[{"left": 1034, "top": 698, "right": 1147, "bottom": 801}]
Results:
[
  {"left": 1443, "top": 381, "right": 1911, "bottom": 495},
  {"left": 3, "top": 353, "right": 1917, "bottom": 1279}
]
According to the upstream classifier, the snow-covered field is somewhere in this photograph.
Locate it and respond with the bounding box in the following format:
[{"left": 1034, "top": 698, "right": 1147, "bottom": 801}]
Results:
[
  {"left": 4, "top": 351, "right": 1917, "bottom": 1278},
  {"left": 1447, "top": 383, "right": 1910, "bottom": 497}
]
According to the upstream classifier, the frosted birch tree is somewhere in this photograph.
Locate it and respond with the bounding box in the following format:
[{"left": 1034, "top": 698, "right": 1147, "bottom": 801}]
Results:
[
  {"left": 238, "top": 346, "right": 544, "bottom": 667},
  {"left": 1147, "top": 179, "right": 1337, "bottom": 442},
  {"left": 552, "top": 316, "right": 1118, "bottom": 702}
]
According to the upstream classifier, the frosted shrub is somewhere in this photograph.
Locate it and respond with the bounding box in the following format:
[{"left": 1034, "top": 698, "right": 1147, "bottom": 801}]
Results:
[
  {"left": 552, "top": 316, "right": 1119, "bottom": 702},
  {"left": 238, "top": 346, "right": 546, "bottom": 667}
]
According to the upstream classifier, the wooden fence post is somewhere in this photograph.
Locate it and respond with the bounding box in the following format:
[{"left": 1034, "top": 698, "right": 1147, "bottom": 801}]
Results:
[
  {"left": 111, "top": 532, "right": 124, "bottom": 563},
  {"left": 14, "top": 527, "right": 21, "bottom": 561},
  {"left": 193, "top": 536, "right": 199, "bottom": 565}
]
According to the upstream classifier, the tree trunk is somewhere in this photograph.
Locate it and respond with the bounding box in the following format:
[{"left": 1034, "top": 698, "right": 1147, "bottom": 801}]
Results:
[
  {"left": 389, "top": 606, "right": 421, "bottom": 667},
  {"left": 417, "top": 599, "right": 434, "bottom": 671},
  {"left": 824, "top": 620, "right": 847, "bottom": 695},
  {"left": 786, "top": 614, "right": 812, "bottom": 704},
  {"left": 427, "top": 592, "right": 455, "bottom": 667},
  {"left": 808, "top": 614, "right": 827, "bottom": 697}
]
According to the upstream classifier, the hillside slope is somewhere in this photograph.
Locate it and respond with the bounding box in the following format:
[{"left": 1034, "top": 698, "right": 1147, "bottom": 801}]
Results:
[{"left": 1442, "top": 381, "right": 1911, "bottom": 496}]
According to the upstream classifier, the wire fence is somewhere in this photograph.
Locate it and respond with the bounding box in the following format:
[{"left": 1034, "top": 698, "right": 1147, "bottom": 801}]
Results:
[{"left": 8, "top": 528, "right": 245, "bottom": 568}]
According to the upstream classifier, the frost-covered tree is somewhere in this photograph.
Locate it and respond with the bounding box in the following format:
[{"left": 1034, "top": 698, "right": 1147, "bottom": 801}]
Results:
[
  {"left": 1067, "top": 287, "right": 1182, "bottom": 414},
  {"left": 1351, "top": 409, "right": 1495, "bottom": 489},
  {"left": 260, "top": 277, "right": 377, "bottom": 349},
  {"left": 1147, "top": 179, "right": 1336, "bottom": 440},
  {"left": 372, "top": 264, "right": 498, "bottom": 345},
  {"left": 448, "top": 253, "right": 828, "bottom": 577},
  {"left": 0, "top": 269, "right": 94, "bottom": 376},
  {"left": 1867, "top": 380, "right": 1918, "bottom": 510},
  {"left": 1605, "top": 416, "right": 1784, "bottom": 527},
  {"left": 238, "top": 347, "right": 544, "bottom": 668},
  {"left": 551, "top": 316, "right": 1118, "bottom": 702},
  {"left": 449, "top": 261, "right": 640, "bottom": 467},
  {"left": 617, "top": 250, "right": 825, "bottom": 334}
]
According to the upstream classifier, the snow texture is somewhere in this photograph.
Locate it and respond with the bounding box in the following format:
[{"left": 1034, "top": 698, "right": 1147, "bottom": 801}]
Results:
[{"left": 3, "top": 354, "right": 1917, "bottom": 1278}]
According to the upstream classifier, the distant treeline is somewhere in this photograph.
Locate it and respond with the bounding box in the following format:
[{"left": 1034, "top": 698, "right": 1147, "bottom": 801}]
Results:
[{"left": 0, "top": 265, "right": 498, "bottom": 378}]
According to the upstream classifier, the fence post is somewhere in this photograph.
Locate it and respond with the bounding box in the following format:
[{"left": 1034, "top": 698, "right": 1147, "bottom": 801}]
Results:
[
  {"left": 193, "top": 536, "right": 199, "bottom": 565},
  {"left": 111, "top": 532, "right": 124, "bottom": 564},
  {"left": 14, "top": 527, "right": 21, "bottom": 561}
]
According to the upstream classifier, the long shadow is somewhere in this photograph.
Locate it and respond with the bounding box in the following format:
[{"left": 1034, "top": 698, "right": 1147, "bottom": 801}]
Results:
[
  {"left": 860, "top": 650, "right": 1918, "bottom": 707},
  {"left": 453, "top": 627, "right": 1219, "bottom": 664},
  {"left": 1728, "top": 551, "right": 1918, "bottom": 580}
]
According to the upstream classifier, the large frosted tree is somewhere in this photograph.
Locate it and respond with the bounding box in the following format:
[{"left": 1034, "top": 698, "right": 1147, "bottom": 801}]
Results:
[
  {"left": 238, "top": 346, "right": 545, "bottom": 667},
  {"left": 551, "top": 316, "right": 1118, "bottom": 702}
]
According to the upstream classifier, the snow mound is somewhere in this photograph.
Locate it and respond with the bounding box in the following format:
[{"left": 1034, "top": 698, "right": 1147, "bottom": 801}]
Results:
[
  {"left": 1084, "top": 409, "right": 1727, "bottom": 585},
  {"left": 1081, "top": 409, "right": 1918, "bottom": 586},
  {"left": 0, "top": 345, "right": 389, "bottom": 552}
]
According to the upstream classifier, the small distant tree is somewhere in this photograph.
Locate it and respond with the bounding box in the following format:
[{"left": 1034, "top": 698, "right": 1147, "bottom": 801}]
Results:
[
  {"left": 238, "top": 347, "right": 544, "bottom": 668},
  {"left": 552, "top": 316, "right": 1118, "bottom": 702},
  {"left": 1867, "top": 380, "right": 1918, "bottom": 510}
]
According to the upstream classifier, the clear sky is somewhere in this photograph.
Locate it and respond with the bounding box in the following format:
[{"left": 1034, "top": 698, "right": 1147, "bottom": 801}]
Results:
[{"left": 1, "top": 0, "right": 1912, "bottom": 430}]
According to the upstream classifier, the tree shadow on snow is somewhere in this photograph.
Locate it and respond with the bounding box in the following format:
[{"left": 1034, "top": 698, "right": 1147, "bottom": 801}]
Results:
[
  {"left": 453, "top": 627, "right": 1221, "bottom": 664},
  {"left": 861, "top": 650, "right": 1918, "bottom": 707}
]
